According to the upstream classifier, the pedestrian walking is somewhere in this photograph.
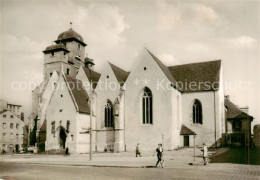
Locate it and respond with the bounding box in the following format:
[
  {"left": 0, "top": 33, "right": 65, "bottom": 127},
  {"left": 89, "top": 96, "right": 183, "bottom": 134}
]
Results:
[
  {"left": 65, "top": 147, "right": 70, "bottom": 156},
  {"left": 201, "top": 143, "right": 208, "bottom": 165},
  {"left": 154, "top": 143, "right": 164, "bottom": 168},
  {"left": 136, "top": 143, "right": 141, "bottom": 157}
]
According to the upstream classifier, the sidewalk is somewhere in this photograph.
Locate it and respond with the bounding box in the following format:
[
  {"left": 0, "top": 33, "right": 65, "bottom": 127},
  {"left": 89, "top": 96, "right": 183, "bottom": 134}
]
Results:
[{"left": 0, "top": 148, "right": 210, "bottom": 168}]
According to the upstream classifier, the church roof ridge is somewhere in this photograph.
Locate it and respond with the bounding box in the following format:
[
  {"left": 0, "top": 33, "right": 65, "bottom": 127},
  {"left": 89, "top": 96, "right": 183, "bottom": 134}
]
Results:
[
  {"left": 108, "top": 61, "right": 130, "bottom": 86},
  {"left": 168, "top": 59, "right": 221, "bottom": 93},
  {"left": 63, "top": 74, "right": 90, "bottom": 114},
  {"left": 145, "top": 49, "right": 180, "bottom": 91},
  {"left": 82, "top": 66, "right": 101, "bottom": 89}
]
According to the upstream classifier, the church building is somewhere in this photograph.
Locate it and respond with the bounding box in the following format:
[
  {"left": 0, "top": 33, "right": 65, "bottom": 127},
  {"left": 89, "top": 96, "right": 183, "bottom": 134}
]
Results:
[{"left": 30, "top": 26, "right": 229, "bottom": 154}]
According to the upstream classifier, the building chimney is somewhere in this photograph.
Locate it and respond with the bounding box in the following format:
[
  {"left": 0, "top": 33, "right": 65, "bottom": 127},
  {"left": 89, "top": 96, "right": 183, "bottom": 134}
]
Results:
[
  {"left": 224, "top": 95, "right": 230, "bottom": 100},
  {"left": 240, "top": 106, "right": 249, "bottom": 113},
  {"left": 21, "top": 112, "right": 24, "bottom": 121}
]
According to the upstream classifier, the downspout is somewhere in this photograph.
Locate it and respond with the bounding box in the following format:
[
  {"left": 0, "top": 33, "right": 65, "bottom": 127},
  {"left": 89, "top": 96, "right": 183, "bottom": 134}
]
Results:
[
  {"left": 214, "top": 91, "right": 217, "bottom": 148},
  {"left": 124, "top": 89, "right": 126, "bottom": 151}
]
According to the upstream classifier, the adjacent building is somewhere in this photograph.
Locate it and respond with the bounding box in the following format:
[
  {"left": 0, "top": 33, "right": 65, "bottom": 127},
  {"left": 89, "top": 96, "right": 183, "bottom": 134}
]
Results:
[
  {"left": 253, "top": 124, "right": 260, "bottom": 148},
  {"left": 0, "top": 100, "right": 25, "bottom": 153},
  {"left": 224, "top": 96, "right": 254, "bottom": 146}
]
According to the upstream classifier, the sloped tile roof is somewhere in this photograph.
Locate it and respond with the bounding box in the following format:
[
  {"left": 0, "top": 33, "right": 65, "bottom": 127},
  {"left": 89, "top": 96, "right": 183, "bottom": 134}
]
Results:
[
  {"left": 109, "top": 62, "right": 130, "bottom": 86},
  {"left": 64, "top": 75, "right": 90, "bottom": 114},
  {"left": 0, "top": 110, "right": 7, "bottom": 114},
  {"left": 43, "top": 44, "right": 69, "bottom": 53},
  {"left": 168, "top": 60, "right": 221, "bottom": 93},
  {"left": 147, "top": 49, "right": 180, "bottom": 90},
  {"left": 82, "top": 66, "right": 101, "bottom": 89},
  {"left": 180, "top": 124, "right": 196, "bottom": 135},
  {"left": 55, "top": 28, "right": 86, "bottom": 46},
  {"left": 225, "top": 98, "right": 253, "bottom": 120}
]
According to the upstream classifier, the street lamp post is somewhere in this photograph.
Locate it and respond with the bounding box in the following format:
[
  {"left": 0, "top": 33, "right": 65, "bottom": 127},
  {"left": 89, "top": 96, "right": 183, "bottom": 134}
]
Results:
[
  {"left": 193, "top": 134, "right": 196, "bottom": 162},
  {"left": 85, "top": 59, "right": 95, "bottom": 161}
]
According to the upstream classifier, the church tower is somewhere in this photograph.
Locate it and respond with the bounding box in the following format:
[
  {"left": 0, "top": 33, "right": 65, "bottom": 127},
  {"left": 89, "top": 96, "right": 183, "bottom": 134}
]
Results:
[{"left": 43, "top": 24, "right": 87, "bottom": 80}]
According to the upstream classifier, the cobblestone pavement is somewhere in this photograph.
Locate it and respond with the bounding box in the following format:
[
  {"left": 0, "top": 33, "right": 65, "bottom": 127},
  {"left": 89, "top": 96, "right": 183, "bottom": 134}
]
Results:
[{"left": 0, "top": 148, "right": 259, "bottom": 180}]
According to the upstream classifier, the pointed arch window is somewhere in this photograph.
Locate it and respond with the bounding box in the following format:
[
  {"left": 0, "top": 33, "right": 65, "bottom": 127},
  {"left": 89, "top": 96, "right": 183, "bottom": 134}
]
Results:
[
  {"left": 193, "top": 99, "right": 202, "bottom": 124},
  {"left": 142, "top": 87, "right": 153, "bottom": 124},
  {"left": 104, "top": 101, "right": 113, "bottom": 127}
]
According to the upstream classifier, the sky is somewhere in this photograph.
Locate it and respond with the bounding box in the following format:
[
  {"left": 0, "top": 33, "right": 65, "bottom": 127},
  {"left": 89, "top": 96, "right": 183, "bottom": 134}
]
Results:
[{"left": 0, "top": 0, "right": 259, "bottom": 128}]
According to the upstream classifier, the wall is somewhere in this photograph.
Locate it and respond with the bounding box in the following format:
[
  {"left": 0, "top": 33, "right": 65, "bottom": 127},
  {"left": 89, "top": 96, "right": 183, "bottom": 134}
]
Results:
[
  {"left": 66, "top": 41, "right": 85, "bottom": 67},
  {"left": 43, "top": 61, "right": 80, "bottom": 81},
  {"left": 0, "top": 111, "right": 25, "bottom": 152},
  {"left": 37, "top": 71, "right": 59, "bottom": 128},
  {"left": 45, "top": 75, "right": 77, "bottom": 153},
  {"left": 76, "top": 112, "right": 95, "bottom": 154},
  {"left": 95, "top": 62, "right": 122, "bottom": 152},
  {"left": 124, "top": 49, "right": 178, "bottom": 151},
  {"left": 182, "top": 91, "right": 222, "bottom": 147}
]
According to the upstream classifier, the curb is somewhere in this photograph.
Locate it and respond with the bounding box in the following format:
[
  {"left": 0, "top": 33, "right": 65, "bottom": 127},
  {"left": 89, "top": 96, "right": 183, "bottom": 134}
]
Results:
[{"left": 0, "top": 162, "right": 154, "bottom": 169}]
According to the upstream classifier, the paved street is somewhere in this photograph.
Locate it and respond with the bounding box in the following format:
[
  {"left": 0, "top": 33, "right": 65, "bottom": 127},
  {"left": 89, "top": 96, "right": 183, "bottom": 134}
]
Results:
[
  {"left": 0, "top": 148, "right": 259, "bottom": 180},
  {"left": 0, "top": 162, "right": 260, "bottom": 180}
]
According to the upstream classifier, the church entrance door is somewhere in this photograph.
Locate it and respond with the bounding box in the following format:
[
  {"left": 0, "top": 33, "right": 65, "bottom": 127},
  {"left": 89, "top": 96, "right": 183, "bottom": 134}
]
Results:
[
  {"left": 184, "top": 136, "right": 189, "bottom": 147},
  {"left": 59, "top": 128, "right": 67, "bottom": 149}
]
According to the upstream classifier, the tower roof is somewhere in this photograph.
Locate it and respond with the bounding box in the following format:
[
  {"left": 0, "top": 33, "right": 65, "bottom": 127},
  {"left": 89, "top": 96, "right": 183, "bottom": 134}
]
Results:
[
  {"left": 55, "top": 28, "right": 86, "bottom": 46},
  {"left": 43, "top": 44, "right": 69, "bottom": 54}
]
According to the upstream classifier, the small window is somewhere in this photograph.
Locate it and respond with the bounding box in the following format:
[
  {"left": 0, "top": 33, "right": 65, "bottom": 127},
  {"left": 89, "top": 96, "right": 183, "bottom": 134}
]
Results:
[
  {"left": 66, "top": 68, "right": 70, "bottom": 75},
  {"left": 51, "top": 52, "right": 54, "bottom": 56},
  {"left": 144, "top": 67, "right": 147, "bottom": 70},
  {"left": 78, "top": 44, "right": 81, "bottom": 50},
  {"left": 107, "top": 75, "right": 109, "bottom": 79},
  {"left": 60, "top": 109, "right": 62, "bottom": 112},
  {"left": 2, "top": 133, "right": 6, "bottom": 139},
  {"left": 233, "top": 121, "right": 242, "bottom": 130},
  {"left": 63, "top": 43, "right": 66, "bottom": 47},
  {"left": 10, "top": 133, "right": 13, "bottom": 140},
  {"left": 64, "top": 52, "right": 66, "bottom": 55},
  {"left": 61, "top": 94, "right": 63, "bottom": 97},
  {"left": 10, "top": 123, "right": 14, "bottom": 129},
  {"left": 104, "top": 101, "right": 113, "bottom": 127},
  {"left": 66, "top": 120, "right": 70, "bottom": 133},
  {"left": 50, "top": 73, "right": 53, "bottom": 77},
  {"left": 16, "top": 124, "right": 19, "bottom": 129},
  {"left": 3, "top": 123, "right": 6, "bottom": 129},
  {"left": 3, "top": 115, "right": 6, "bottom": 118},
  {"left": 10, "top": 115, "right": 13, "bottom": 118},
  {"left": 51, "top": 121, "right": 55, "bottom": 134},
  {"left": 16, "top": 134, "right": 19, "bottom": 140}
]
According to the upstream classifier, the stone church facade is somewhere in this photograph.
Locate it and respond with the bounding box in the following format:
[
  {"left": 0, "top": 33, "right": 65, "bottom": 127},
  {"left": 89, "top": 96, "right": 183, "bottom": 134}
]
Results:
[{"left": 30, "top": 27, "right": 227, "bottom": 154}]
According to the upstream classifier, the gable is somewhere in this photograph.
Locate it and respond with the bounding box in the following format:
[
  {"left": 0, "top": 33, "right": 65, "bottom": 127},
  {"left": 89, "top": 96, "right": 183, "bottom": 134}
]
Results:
[
  {"left": 125, "top": 49, "right": 179, "bottom": 92},
  {"left": 109, "top": 62, "right": 130, "bottom": 86},
  {"left": 95, "top": 61, "right": 122, "bottom": 92},
  {"left": 80, "top": 66, "right": 101, "bottom": 89},
  {"left": 147, "top": 50, "right": 179, "bottom": 90},
  {"left": 0, "top": 110, "right": 25, "bottom": 124},
  {"left": 225, "top": 98, "right": 253, "bottom": 120}
]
